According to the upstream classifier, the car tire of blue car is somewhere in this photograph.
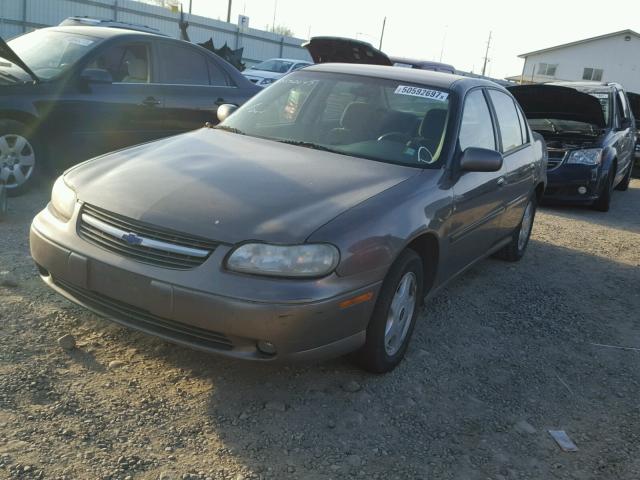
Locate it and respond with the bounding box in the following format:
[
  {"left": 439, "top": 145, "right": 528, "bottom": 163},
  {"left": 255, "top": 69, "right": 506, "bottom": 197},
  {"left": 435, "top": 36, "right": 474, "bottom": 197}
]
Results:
[
  {"left": 352, "top": 248, "right": 425, "bottom": 374},
  {"left": 0, "top": 119, "right": 43, "bottom": 197},
  {"left": 592, "top": 170, "right": 615, "bottom": 212},
  {"left": 493, "top": 195, "right": 537, "bottom": 262},
  {"left": 615, "top": 163, "right": 633, "bottom": 192}
]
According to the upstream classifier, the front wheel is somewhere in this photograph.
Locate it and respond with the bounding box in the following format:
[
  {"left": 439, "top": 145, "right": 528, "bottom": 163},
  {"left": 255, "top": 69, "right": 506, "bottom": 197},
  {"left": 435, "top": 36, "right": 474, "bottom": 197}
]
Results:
[
  {"left": 0, "top": 120, "right": 40, "bottom": 196},
  {"left": 494, "top": 195, "right": 537, "bottom": 262},
  {"left": 592, "top": 170, "right": 614, "bottom": 212},
  {"left": 352, "top": 249, "right": 424, "bottom": 373},
  {"left": 615, "top": 163, "right": 633, "bottom": 191}
]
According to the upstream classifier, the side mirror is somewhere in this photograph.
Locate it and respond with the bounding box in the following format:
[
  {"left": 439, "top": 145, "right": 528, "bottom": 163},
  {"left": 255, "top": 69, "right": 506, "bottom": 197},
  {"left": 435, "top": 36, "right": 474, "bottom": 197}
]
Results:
[
  {"left": 620, "top": 118, "right": 632, "bottom": 130},
  {"left": 80, "top": 68, "right": 113, "bottom": 85},
  {"left": 217, "top": 103, "right": 239, "bottom": 122},
  {"left": 459, "top": 147, "right": 503, "bottom": 172}
]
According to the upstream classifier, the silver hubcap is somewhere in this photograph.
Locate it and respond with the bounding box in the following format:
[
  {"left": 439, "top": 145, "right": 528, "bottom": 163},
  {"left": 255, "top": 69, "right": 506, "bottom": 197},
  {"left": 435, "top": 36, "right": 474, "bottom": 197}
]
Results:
[
  {"left": 518, "top": 201, "right": 534, "bottom": 251},
  {"left": 384, "top": 272, "right": 417, "bottom": 356},
  {"left": 0, "top": 134, "right": 35, "bottom": 189}
]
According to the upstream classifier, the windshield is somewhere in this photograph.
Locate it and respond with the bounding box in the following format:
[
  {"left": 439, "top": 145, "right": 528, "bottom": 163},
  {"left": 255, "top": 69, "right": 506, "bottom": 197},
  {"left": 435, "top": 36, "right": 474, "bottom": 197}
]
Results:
[
  {"left": 5, "top": 30, "right": 98, "bottom": 80},
  {"left": 220, "top": 71, "right": 451, "bottom": 168},
  {"left": 250, "top": 59, "right": 294, "bottom": 73}
]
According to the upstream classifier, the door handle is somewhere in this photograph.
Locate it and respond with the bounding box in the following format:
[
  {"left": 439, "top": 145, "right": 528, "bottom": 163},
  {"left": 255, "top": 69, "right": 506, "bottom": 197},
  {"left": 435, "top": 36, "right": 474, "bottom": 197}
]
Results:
[
  {"left": 141, "top": 96, "right": 161, "bottom": 107},
  {"left": 214, "top": 97, "right": 227, "bottom": 106},
  {"left": 497, "top": 177, "right": 506, "bottom": 187}
]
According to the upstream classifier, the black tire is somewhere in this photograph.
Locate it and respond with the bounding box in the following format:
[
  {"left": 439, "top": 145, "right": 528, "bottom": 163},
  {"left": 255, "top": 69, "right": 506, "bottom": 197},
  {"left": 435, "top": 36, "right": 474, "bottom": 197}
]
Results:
[
  {"left": 592, "top": 169, "right": 615, "bottom": 212},
  {"left": 494, "top": 195, "right": 537, "bottom": 262},
  {"left": 615, "top": 163, "right": 633, "bottom": 191},
  {"left": 0, "top": 119, "right": 42, "bottom": 196},
  {"left": 352, "top": 249, "right": 424, "bottom": 373}
]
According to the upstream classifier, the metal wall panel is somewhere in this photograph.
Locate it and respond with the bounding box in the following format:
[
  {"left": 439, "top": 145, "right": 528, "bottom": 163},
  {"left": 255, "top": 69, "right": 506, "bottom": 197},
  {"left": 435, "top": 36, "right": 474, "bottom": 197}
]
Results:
[{"left": 0, "top": 0, "right": 311, "bottom": 64}]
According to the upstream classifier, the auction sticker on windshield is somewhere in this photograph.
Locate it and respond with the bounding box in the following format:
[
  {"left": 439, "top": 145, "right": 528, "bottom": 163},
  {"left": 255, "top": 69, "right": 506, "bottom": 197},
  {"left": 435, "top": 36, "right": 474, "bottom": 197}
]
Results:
[{"left": 394, "top": 85, "right": 448, "bottom": 101}]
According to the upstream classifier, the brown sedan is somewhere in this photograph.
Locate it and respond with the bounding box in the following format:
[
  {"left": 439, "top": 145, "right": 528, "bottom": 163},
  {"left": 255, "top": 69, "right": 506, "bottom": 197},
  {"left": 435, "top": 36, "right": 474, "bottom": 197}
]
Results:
[{"left": 31, "top": 64, "right": 546, "bottom": 372}]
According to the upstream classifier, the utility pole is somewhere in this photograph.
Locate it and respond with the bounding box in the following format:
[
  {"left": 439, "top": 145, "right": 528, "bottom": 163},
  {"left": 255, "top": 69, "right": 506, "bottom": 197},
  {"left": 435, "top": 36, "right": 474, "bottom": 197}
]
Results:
[
  {"left": 272, "top": 0, "right": 278, "bottom": 31},
  {"left": 481, "top": 30, "right": 492, "bottom": 76},
  {"left": 226, "top": 0, "right": 232, "bottom": 23},
  {"left": 188, "top": 0, "right": 192, "bottom": 14},
  {"left": 439, "top": 25, "right": 448, "bottom": 63},
  {"left": 379, "top": 17, "right": 386, "bottom": 50}
]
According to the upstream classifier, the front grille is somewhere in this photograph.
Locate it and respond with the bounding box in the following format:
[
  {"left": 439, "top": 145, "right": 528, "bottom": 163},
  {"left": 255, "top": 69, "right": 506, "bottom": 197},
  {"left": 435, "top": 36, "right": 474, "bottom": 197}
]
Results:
[
  {"left": 78, "top": 204, "right": 218, "bottom": 270},
  {"left": 547, "top": 149, "right": 567, "bottom": 170},
  {"left": 54, "top": 279, "right": 233, "bottom": 351}
]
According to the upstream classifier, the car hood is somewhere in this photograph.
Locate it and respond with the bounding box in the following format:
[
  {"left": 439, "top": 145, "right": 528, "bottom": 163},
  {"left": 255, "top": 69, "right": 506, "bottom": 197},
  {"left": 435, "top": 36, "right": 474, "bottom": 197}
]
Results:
[
  {"left": 65, "top": 129, "right": 419, "bottom": 245},
  {"left": 302, "top": 36, "right": 392, "bottom": 66},
  {"left": 508, "top": 84, "right": 606, "bottom": 128},
  {"left": 0, "top": 37, "right": 39, "bottom": 83},
  {"left": 243, "top": 70, "right": 282, "bottom": 80}
]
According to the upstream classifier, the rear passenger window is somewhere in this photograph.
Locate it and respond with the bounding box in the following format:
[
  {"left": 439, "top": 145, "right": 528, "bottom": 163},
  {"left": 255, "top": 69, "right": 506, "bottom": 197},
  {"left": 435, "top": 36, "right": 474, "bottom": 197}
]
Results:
[
  {"left": 489, "top": 90, "right": 524, "bottom": 152},
  {"left": 459, "top": 90, "right": 496, "bottom": 151},
  {"left": 207, "top": 59, "right": 231, "bottom": 86},
  {"left": 160, "top": 43, "right": 209, "bottom": 86}
]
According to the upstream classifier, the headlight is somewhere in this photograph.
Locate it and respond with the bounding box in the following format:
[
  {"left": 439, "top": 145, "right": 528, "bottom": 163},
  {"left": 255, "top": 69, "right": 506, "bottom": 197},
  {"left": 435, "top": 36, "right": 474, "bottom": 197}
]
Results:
[
  {"left": 226, "top": 243, "right": 340, "bottom": 278},
  {"left": 50, "top": 176, "right": 77, "bottom": 221},
  {"left": 259, "top": 78, "right": 275, "bottom": 86},
  {"left": 566, "top": 148, "right": 603, "bottom": 165}
]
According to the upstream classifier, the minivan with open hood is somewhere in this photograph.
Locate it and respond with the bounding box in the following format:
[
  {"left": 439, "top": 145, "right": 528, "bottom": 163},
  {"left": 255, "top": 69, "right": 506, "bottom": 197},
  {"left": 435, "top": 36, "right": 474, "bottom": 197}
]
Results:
[{"left": 509, "top": 82, "right": 636, "bottom": 211}]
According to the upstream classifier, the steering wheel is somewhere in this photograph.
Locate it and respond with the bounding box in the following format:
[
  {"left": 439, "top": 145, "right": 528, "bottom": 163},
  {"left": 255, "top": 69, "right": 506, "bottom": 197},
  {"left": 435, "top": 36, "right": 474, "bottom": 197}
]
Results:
[{"left": 377, "top": 132, "right": 411, "bottom": 143}]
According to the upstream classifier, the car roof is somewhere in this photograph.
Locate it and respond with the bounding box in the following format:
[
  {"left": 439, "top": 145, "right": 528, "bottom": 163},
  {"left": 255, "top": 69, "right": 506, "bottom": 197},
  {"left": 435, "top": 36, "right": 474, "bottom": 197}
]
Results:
[
  {"left": 45, "top": 25, "right": 161, "bottom": 39},
  {"left": 304, "top": 63, "right": 501, "bottom": 91}
]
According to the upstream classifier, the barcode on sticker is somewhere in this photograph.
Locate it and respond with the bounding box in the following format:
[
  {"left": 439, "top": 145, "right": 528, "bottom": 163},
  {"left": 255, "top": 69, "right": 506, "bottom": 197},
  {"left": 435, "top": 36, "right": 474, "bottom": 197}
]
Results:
[{"left": 394, "top": 85, "right": 448, "bottom": 101}]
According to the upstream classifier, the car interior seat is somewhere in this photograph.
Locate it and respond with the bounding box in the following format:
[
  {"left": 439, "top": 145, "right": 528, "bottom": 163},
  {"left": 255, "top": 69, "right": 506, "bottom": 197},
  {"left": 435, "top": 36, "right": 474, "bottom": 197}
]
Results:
[
  {"left": 324, "top": 102, "right": 380, "bottom": 145},
  {"left": 122, "top": 58, "right": 148, "bottom": 83}
]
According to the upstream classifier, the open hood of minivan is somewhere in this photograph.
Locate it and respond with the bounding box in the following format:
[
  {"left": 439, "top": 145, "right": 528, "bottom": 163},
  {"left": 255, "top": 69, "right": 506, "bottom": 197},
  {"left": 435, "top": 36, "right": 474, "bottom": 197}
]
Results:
[
  {"left": 0, "top": 37, "right": 39, "bottom": 83},
  {"left": 302, "top": 36, "right": 392, "bottom": 66},
  {"left": 508, "top": 84, "right": 605, "bottom": 128}
]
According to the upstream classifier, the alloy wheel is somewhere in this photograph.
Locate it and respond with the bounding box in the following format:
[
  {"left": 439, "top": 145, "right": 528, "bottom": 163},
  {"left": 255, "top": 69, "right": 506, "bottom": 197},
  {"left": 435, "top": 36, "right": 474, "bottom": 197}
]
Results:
[
  {"left": 384, "top": 271, "right": 417, "bottom": 356},
  {"left": 0, "top": 134, "right": 36, "bottom": 189}
]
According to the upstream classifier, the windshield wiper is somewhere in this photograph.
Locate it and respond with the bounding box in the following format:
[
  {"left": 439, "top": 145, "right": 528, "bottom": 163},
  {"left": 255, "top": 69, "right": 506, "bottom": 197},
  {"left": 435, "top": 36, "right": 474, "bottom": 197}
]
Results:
[
  {"left": 212, "top": 125, "right": 245, "bottom": 135},
  {"left": 276, "top": 139, "right": 340, "bottom": 153}
]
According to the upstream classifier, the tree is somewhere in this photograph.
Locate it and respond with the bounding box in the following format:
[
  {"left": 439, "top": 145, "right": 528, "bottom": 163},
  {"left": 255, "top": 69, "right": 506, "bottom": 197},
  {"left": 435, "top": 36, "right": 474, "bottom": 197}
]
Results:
[{"left": 268, "top": 24, "right": 294, "bottom": 37}]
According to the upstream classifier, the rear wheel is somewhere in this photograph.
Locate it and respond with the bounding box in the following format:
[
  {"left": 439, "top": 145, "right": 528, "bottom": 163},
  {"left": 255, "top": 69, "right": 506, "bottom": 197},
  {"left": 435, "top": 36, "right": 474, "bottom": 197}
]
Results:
[
  {"left": 592, "top": 170, "right": 615, "bottom": 212},
  {"left": 493, "top": 195, "right": 536, "bottom": 262},
  {"left": 352, "top": 249, "right": 424, "bottom": 373},
  {"left": 0, "top": 120, "right": 40, "bottom": 196}
]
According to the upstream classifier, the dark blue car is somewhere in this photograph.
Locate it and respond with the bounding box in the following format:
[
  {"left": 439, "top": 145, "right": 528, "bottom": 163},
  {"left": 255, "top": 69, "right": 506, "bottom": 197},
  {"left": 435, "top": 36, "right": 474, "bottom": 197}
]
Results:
[{"left": 510, "top": 82, "right": 636, "bottom": 211}]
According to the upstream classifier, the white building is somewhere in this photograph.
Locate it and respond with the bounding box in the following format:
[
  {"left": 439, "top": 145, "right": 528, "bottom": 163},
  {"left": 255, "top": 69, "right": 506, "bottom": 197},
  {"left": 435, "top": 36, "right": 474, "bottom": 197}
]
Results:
[{"left": 516, "top": 30, "right": 640, "bottom": 93}]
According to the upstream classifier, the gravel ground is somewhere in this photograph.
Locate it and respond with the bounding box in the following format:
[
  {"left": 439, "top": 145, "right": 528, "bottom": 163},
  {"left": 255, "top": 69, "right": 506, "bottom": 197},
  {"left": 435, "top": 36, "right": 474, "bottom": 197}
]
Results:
[{"left": 1, "top": 178, "right": 639, "bottom": 480}]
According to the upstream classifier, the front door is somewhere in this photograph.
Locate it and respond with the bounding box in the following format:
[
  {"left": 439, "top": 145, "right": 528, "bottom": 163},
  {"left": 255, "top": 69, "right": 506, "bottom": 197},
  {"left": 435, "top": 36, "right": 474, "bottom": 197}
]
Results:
[
  {"left": 446, "top": 88, "right": 507, "bottom": 277},
  {"left": 60, "top": 40, "right": 166, "bottom": 163}
]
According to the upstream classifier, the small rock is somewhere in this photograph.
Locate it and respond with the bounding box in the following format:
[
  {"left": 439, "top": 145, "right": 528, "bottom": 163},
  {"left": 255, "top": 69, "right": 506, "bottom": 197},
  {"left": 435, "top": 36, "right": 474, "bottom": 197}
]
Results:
[
  {"left": 159, "top": 472, "right": 176, "bottom": 480},
  {"left": 327, "top": 419, "right": 336, "bottom": 429},
  {"left": 342, "top": 381, "right": 362, "bottom": 393},
  {"left": 108, "top": 360, "right": 125, "bottom": 370},
  {"left": 514, "top": 420, "right": 537, "bottom": 434},
  {"left": 57, "top": 334, "right": 76, "bottom": 351},
  {"left": 264, "top": 401, "right": 286, "bottom": 412},
  {"left": 346, "top": 454, "right": 362, "bottom": 468},
  {"left": 0, "top": 271, "right": 18, "bottom": 288}
]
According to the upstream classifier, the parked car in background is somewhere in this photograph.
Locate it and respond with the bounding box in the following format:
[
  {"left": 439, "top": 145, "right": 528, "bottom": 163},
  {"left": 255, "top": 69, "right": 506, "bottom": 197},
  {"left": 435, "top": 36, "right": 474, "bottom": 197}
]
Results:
[
  {"left": 31, "top": 64, "right": 546, "bottom": 373},
  {"left": 242, "top": 58, "right": 312, "bottom": 87},
  {"left": 510, "top": 82, "right": 636, "bottom": 211},
  {"left": 0, "top": 25, "right": 259, "bottom": 194}
]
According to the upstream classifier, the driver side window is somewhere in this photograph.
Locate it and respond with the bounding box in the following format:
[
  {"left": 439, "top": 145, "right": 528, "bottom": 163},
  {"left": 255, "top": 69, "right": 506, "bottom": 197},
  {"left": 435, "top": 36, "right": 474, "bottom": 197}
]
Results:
[
  {"left": 85, "top": 43, "right": 150, "bottom": 83},
  {"left": 459, "top": 89, "right": 496, "bottom": 151}
]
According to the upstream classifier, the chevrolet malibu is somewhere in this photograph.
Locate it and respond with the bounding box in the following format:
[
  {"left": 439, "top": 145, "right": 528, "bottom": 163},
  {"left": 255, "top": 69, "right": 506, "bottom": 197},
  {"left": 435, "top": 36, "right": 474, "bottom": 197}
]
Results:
[{"left": 31, "top": 64, "right": 546, "bottom": 373}]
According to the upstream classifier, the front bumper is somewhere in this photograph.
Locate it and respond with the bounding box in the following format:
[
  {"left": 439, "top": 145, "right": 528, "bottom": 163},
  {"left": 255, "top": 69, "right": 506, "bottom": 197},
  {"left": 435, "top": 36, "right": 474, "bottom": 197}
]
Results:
[
  {"left": 542, "top": 163, "right": 604, "bottom": 204},
  {"left": 30, "top": 206, "right": 381, "bottom": 362}
]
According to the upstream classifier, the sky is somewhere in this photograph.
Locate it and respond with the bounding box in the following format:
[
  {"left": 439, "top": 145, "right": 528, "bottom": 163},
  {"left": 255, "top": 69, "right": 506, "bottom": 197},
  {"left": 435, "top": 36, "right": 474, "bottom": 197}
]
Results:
[{"left": 186, "top": 0, "right": 640, "bottom": 79}]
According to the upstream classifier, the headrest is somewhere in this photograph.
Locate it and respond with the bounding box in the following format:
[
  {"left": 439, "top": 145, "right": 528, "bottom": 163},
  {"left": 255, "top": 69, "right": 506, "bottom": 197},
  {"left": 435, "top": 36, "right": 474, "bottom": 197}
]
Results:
[{"left": 419, "top": 109, "right": 447, "bottom": 137}]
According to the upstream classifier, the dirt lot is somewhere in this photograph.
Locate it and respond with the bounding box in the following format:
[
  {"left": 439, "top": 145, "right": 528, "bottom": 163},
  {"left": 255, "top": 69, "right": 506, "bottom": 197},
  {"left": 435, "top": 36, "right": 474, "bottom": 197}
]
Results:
[{"left": 1, "top": 178, "right": 639, "bottom": 480}]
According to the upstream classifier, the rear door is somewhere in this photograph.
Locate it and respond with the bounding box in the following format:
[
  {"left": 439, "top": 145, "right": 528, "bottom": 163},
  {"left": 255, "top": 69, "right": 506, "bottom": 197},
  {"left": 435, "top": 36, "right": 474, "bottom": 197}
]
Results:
[
  {"left": 614, "top": 89, "right": 635, "bottom": 179},
  {"left": 486, "top": 89, "right": 535, "bottom": 232},
  {"left": 447, "top": 88, "right": 507, "bottom": 276},
  {"left": 155, "top": 40, "right": 245, "bottom": 134}
]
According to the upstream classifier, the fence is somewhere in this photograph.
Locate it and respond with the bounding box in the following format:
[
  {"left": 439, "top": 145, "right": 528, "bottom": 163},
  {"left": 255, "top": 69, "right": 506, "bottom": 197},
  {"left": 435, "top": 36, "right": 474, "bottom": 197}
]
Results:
[{"left": 0, "top": 0, "right": 312, "bottom": 66}]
